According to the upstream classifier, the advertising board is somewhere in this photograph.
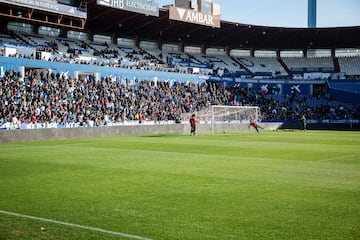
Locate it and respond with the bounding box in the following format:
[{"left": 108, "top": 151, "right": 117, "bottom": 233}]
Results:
[
  {"left": 169, "top": 5, "right": 220, "bottom": 28},
  {"left": 0, "top": 0, "right": 87, "bottom": 18},
  {"left": 97, "top": 0, "right": 159, "bottom": 17}
]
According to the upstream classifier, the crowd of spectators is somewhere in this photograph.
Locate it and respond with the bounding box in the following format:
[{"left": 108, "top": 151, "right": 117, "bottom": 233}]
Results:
[
  {"left": 226, "top": 84, "right": 360, "bottom": 121},
  {"left": 1, "top": 68, "right": 359, "bottom": 130},
  {"left": 0, "top": 68, "right": 224, "bottom": 129}
]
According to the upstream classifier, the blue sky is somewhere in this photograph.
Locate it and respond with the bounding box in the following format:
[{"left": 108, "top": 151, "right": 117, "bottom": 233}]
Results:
[{"left": 156, "top": 0, "right": 360, "bottom": 28}]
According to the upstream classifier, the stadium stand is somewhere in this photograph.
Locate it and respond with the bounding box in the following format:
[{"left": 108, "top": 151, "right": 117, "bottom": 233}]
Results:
[
  {"left": 281, "top": 56, "right": 335, "bottom": 74},
  {"left": 0, "top": 2, "right": 360, "bottom": 130},
  {"left": 1, "top": 63, "right": 359, "bottom": 130},
  {"left": 235, "top": 56, "right": 288, "bottom": 77},
  {"left": 192, "top": 52, "right": 246, "bottom": 77},
  {"left": 338, "top": 56, "right": 360, "bottom": 75}
]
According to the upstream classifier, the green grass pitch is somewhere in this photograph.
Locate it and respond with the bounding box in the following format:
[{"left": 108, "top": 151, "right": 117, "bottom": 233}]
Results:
[{"left": 0, "top": 130, "right": 359, "bottom": 240}]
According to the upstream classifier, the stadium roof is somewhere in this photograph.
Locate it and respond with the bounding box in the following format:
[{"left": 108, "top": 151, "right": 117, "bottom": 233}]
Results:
[
  {"left": 84, "top": 0, "right": 360, "bottom": 51},
  {"left": 1, "top": 0, "right": 359, "bottom": 51},
  {"left": 86, "top": 0, "right": 360, "bottom": 49}
]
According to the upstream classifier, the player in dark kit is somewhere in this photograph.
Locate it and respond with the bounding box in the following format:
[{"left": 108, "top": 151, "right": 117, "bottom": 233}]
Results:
[
  {"left": 249, "top": 119, "right": 263, "bottom": 133},
  {"left": 301, "top": 114, "right": 307, "bottom": 131},
  {"left": 189, "top": 113, "right": 197, "bottom": 136}
]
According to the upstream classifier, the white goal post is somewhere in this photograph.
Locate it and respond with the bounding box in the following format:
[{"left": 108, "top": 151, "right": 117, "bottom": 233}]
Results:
[{"left": 211, "top": 105, "right": 261, "bottom": 135}]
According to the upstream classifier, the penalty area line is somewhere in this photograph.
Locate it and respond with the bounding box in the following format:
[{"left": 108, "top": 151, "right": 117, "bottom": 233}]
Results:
[{"left": 0, "top": 210, "right": 153, "bottom": 240}]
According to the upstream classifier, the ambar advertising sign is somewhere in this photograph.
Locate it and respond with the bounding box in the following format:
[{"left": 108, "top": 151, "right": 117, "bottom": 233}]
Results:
[
  {"left": 97, "top": 0, "right": 159, "bottom": 17},
  {"left": 169, "top": 6, "right": 220, "bottom": 28}
]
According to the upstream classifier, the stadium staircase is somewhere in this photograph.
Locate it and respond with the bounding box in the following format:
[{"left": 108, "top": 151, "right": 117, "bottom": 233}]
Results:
[
  {"left": 230, "top": 56, "right": 253, "bottom": 75},
  {"left": 332, "top": 57, "right": 341, "bottom": 73},
  {"left": 277, "top": 57, "right": 291, "bottom": 74},
  {"left": 139, "top": 47, "right": 164, "bottom": 63},
  {"left": 8, "top": 30, "right": 30, "bottom": 45}
]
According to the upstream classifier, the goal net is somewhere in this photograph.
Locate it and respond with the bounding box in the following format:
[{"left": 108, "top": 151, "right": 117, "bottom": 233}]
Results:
[{"left": 210, "top": 105, "right": 260, "bottom": 134}]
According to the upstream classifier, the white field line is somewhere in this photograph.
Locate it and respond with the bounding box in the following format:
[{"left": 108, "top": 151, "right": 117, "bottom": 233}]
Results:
[
  {"left": 0, "top": 210, "right": 153, "bottom": 240},
  {"left": 319, "top": 154, "right": 356, "bottom": 162}
]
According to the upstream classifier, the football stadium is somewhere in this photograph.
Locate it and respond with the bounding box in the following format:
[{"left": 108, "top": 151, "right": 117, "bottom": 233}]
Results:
[{"left": 0, "top": 0, "right": 359, "bottom": 239}]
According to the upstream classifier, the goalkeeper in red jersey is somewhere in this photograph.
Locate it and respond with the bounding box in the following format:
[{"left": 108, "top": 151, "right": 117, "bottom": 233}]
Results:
[{"left": 248, "top": 119, "right": 263, "bottom": 133}]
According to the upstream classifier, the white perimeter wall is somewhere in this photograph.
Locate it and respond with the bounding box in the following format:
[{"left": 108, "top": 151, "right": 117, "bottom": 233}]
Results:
[{"left": 0, "top": 123, "right": 283, "bottom": 143}]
